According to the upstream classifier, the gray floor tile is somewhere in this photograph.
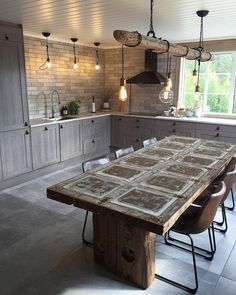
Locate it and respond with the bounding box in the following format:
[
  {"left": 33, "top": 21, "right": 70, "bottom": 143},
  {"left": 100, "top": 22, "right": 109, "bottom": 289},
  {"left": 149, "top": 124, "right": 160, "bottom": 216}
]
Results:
[
  {"left": 222, "top": 242, "right": 236, "bottom": 282},
  {"left": 212, "top": 277, "right": 236, "bottom": 295}
]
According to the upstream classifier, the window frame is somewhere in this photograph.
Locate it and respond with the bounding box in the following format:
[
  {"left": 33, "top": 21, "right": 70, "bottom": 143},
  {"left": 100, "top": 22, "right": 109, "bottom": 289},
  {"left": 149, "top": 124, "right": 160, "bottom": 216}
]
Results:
[{"left": 179, "top": 51, "right": 236, "bottom": 117}]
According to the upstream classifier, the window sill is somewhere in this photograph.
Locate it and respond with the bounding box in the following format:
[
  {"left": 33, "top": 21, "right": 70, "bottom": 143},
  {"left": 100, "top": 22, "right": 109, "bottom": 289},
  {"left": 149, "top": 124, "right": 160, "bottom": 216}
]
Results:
[{"left": 201, "top": 112, "right": 236, "bottom": 120}]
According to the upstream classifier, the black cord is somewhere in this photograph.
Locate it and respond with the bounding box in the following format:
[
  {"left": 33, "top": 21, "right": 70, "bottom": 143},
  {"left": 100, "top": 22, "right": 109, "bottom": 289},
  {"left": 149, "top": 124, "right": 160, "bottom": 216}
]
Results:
[
  {"left": 73, "top": 43, "right": 77, "bottom": 64},
  {"left": 121, "top": 44, "right": 124, "bottom": 79},
  {"left": 147, "top": 0, "right": 156, "bottom": 38}
]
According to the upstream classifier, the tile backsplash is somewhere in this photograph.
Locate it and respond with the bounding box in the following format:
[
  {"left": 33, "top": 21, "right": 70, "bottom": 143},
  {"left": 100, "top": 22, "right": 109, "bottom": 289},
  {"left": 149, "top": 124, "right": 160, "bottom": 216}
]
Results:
[
  {"left": 24, "top": 36, "right": 179, "bottom": 118},
  {"left": 24, "top": 36, "right": 105, "bottom": 119}
]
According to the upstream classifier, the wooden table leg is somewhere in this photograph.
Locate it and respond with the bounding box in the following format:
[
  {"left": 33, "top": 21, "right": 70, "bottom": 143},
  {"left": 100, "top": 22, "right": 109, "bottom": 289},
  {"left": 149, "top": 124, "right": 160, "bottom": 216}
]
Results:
[{"left": 93, "top": 212, "right": 156, "bottom": 289}]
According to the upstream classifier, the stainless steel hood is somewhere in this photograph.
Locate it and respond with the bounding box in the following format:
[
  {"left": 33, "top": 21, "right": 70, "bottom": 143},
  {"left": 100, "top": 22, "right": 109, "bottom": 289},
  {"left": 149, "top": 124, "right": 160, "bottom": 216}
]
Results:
[{"left": 126, "top": 50, "right": 165, "bottom": 84}]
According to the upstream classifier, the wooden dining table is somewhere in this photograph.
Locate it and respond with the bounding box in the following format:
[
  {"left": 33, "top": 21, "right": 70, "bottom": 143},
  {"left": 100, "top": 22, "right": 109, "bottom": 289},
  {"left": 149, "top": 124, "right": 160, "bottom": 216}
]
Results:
[{"left": 47, "top": 135, "right": 236, "bottom": 289}]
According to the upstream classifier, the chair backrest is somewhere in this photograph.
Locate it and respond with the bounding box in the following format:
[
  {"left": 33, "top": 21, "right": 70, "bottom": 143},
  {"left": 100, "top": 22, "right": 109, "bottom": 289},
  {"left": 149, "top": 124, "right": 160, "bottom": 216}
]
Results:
[
  {"left": 221, "top": 165, "right": 236, "bottom": 203},
  {"left": 115, "top": 146, "right": 134, "bottom": 159},
  {"left": 82, "top": 156, "right": 110, "bottom": 173},
  {"left": 192, "top": 181, "right": 226, "bottom": 234},
  {"left": 142, "top": 137, "right": 158, "bottom": 148}
]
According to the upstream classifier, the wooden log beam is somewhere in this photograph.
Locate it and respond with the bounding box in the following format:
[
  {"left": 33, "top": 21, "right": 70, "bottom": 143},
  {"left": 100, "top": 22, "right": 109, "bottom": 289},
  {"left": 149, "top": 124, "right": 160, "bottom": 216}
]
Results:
[{"left": 113, "top": 30, "right": 213, "bottom": 62}]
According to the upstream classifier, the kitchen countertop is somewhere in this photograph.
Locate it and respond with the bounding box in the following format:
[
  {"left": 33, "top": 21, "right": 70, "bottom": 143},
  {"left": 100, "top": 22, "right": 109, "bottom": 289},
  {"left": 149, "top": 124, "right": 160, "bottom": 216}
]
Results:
[{"left": 30, "top": 111, "right": 236, "bottom": 127}]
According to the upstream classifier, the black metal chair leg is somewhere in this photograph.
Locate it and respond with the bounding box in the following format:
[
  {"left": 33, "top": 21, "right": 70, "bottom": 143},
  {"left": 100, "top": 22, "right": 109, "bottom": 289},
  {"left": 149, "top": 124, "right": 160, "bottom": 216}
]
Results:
[
  {"left": 82, "top": 210, "right": 93, "bottom": 246},
  {"left": 214, "top": 203, "right": 228, "bottom": 234},
  {"left": 225, "top": 188, "right": 235, "bottom": 211},
  {"left": 165, "top": 227, "right": 216, "bottom": 260},
  {"left": 214, "top": 203, "right": 225, "bottom": 226},
  {"left": 156, "top": 234, "right": 198, "bottom": 294}
]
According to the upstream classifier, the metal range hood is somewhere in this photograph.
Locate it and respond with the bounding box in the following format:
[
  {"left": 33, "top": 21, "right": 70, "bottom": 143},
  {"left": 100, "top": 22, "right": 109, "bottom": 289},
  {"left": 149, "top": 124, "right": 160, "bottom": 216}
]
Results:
[{"left": 126, "top": 50, "right": 165, "bottom": 84}]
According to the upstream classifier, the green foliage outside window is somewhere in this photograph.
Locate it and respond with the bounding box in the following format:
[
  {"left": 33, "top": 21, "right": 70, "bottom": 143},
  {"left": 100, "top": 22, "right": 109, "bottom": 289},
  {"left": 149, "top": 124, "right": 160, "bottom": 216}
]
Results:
[{"left": 183, "top": 53, "right": 235, "bottom": 114}]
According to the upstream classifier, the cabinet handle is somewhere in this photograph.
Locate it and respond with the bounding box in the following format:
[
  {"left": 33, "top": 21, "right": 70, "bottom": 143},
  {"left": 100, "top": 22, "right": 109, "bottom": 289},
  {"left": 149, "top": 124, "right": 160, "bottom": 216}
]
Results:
[
  {"left": 172, "top": 128, "right": 176, "bottom": 133},
  {"left": 92, "top": 139, "right": 95, "bottom": 143},
  {"left": 25, "top": 130, "right": 29, "bottom": 135},
  {"left": 216, "top": 126, "right": 220, "bottom": 131},
  {"left": 44, "top": 127, "right": 48, "bottom": 131},
  {"left": 136, "top": 139, "right": 139, "bottom": 142},
  {"left": 91, "top": 120, "right": 94, "bottom": 123},
  {"left": 136, "top": 125, "right": 139, "bottom": 129},
  {"left": 60, "top": 124, "right": 63, "bottom": 129},
  {"left": 215, "top": 133, "right": 219, "bottom": 137},
  {"left": 118, "top": 118, "right": 122, "bottom": 121},
  {"left": 173, "top": 122, "right": 176, "bottom": 126},
  {"left": 24, "top": 122, "right": 28, "bottom": 127},
  {"left": 136, "top": 119, "right": 139, "bottom": 123},
  {"left": 5, "top": 34, "right": 9, "bottom": 40}
]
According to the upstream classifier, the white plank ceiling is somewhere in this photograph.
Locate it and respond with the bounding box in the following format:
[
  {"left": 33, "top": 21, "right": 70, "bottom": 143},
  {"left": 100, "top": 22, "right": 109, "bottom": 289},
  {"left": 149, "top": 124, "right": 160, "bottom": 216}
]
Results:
[{"left": 0, "top": 0, "right": 236, "bottom": 47}]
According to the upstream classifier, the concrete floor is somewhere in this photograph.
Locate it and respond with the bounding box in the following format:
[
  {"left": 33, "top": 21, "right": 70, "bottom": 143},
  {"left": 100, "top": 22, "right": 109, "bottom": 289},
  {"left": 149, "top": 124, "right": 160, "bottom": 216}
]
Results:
[{"left": 0, "top": 164, "right": 236, "bottom": 295}]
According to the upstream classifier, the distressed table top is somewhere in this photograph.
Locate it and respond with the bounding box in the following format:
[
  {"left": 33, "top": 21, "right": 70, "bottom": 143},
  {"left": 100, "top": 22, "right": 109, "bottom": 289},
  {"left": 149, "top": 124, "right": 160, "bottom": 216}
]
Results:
[{"left": 47, "top": 136, "right": 236, "bottom": 234}]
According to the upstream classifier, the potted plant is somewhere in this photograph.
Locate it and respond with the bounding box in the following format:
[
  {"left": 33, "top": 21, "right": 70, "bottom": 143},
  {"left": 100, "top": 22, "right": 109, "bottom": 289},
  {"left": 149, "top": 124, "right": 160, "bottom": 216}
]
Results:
[{"left": 68, "top": 100, "right": 81, "bottom": 115}]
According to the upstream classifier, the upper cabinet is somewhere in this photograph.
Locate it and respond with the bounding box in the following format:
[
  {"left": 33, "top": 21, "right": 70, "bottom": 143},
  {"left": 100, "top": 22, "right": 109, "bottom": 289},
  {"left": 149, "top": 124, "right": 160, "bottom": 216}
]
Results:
[{"left": 0, "top": 23, "right": 28, "bottom": 131}]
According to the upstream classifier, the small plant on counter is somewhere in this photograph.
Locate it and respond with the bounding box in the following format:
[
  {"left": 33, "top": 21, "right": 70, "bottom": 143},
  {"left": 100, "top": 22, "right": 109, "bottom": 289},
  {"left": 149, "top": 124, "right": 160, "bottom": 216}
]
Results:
[{"left": 68, "top": 100, "right": 81, "bottom": 115}]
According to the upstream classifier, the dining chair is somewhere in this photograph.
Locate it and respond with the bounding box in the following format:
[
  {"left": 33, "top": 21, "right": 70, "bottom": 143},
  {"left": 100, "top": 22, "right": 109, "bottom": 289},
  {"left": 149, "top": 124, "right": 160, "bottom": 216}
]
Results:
[
  {"left": 115, "top": 145, "right": 134, "bottom": 159},
  {"left": 156, "top": 181, "right": 226, "bottom": 294},
  {"left": 142, "top": 137, "right": 158, "bottom": 147},
  {"left": 81, "top": 156, "right": 110, "bottom": 245},
  {"left": 224, "top": 157, "right": 236, "bottom": 211},
  {"left": 213, "top": 164, "right": 236, "bottom": 233}
]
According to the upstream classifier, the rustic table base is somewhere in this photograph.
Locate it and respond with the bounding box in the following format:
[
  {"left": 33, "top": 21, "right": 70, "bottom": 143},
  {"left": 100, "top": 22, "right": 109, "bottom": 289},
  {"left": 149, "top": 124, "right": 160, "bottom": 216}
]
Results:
[{"left": 93, "top": 213, "right": 156, "bottom": 289}]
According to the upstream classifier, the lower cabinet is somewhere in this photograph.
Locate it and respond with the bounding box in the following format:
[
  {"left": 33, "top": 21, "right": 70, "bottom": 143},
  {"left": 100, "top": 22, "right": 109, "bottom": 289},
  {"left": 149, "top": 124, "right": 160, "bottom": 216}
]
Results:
[
  {"left": 31, "top": 124, "right": 60, "bottom": 170},
  {"left": 0, "top": 128, "right": 32, "bottom": 179},
  {"left": 155, "top": 120, "right": 196, "bottom": 140},
  {"left": 60, "top": 121, "right": 83, "bottom": 161},
  {"left": 0, "top": 152, "right": 2, "bottom": 181}
]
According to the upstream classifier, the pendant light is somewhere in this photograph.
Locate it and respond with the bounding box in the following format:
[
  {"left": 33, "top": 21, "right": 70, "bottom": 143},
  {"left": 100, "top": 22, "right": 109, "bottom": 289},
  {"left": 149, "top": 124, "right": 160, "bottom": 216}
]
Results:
[
  {"left": 192, "top": 60, "right": 198, "bottom": 85},
  {"left": 94, "top": 42, "right": 100, "bottom": 71},
  {"left": 71, "top": 38, "right": 78, "bottom": 70},
  {"left": 159, "top": 54, "right": 174, "bottom": 104},
  {"left": 194, "top": 10, "right": 209, "bottom": 99},
  {"left": 39, "top": 32, "right": 51, "bottom": 70},
  {"left": 119, "top": 44, "right": 127, "bottom": 102}
]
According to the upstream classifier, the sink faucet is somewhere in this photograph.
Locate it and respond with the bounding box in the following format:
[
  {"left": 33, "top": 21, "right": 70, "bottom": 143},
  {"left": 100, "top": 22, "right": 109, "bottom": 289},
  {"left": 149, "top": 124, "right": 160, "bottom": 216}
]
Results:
[{"left": 50, "top": 90, "right": 61, "bottom": 118}]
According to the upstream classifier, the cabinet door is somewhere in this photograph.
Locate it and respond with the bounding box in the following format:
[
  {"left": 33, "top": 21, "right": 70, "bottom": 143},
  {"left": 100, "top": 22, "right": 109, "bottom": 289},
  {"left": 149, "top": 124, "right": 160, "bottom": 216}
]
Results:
[
  {"left": 0, "top": 40, "right": 28, "bottom": 131},
  {"left": 83, "top": 136, "right": 104, "bottom": 155},
  {"left": 110, "top": 116, "right": 123, "bottom": 148},
  {"left": 60, "top": 121, "right": 83, "bottom": 161},
  {"left": 0, "top": 128, "right": 32, "bottom": 179},
  {"left": 31, "top": 124, "right": 60, "bottom": 170},
  {"left": 0, "top": 149, "right": 3, "bottom": 181}
]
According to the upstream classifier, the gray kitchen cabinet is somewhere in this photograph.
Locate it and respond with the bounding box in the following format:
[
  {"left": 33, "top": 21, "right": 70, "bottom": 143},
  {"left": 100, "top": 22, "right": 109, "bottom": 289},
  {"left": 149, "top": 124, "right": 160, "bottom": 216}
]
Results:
[
  {"left": 155, "top": 120, "right": 195, "bottom": 139},
  {"left": 0, "top": 24, "right": 28, "bottom": 132},
  {"left": 31, "top": 124, "right": 60, "bottom": 170},
  {"left": 82, "top": 116, "right": 110, "bottom": 156},
  {"left": 111, "top": 116, "right": 156, "bottom": 148},
  {"left": 110, "top": 116, "right": 123, "bottom": 148},
  {"left": 0, "top": 128, "right": 32, "bottom": 179},
  {"left": 195, "top": 123, "right": 236, "bottom": 144},
  {"left": 0, "top": 147, "right": 3, "bottom": 181},
  {"left": 117, "top": 116, "right": 154, "bottom": 149},
  {"left": 60, "top": 120, "right": 83, "bottom": 161}
]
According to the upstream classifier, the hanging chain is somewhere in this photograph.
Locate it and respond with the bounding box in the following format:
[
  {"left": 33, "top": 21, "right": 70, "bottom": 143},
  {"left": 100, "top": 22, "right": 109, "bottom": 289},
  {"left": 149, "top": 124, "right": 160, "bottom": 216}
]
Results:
[
  {"left": 198, "top": 16, "right": 204, "bottom": 51},
  {"left": 147, "top": 0, "right": 156, "bottom": 38},
  {"left": 96, "top": 47, "right": 99, "bottom": 63}
]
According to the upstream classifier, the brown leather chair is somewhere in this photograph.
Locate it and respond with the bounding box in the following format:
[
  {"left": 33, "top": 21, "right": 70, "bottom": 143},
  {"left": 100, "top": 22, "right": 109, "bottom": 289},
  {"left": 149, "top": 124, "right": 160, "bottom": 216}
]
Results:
[
  {"left": 81, "top": 156, "right": 110, "bottom": 245},
  {"left": 115, "top": 145, "right": 134, "bottom": 159},
  {"left": 156, "top": 181, "right": 226, "bottom": 294},
  {"left": 142, "top": 137, "right": 158, "bottom": 147}
]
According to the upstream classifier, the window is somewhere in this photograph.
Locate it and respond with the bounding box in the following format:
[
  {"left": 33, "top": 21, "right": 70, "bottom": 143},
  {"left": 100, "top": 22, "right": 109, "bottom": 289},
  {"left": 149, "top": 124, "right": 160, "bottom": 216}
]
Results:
[{"left": 180, "top": 53, "right": 236, "bottom": 114}]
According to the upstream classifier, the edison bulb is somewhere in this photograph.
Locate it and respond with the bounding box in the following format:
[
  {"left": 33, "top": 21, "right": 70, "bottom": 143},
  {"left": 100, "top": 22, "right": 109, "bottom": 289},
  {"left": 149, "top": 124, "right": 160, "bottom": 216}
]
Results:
[
  {"left": 95, "top": 64, "right": 100, "bottom": 71},
  {"left": 73, "top": 62, "right": 78, "bottom": 70},
  {"left": 159, "top": 87, "right": 174, "bottom": 104},
  {"left": 166, "top": 78, "right": 172, "bottom": 90},
  {"left": 46, "top": 61, "right": 51, "bottom": 68},
  {"left": 119, "top": 86, "right": 127, "bottom": 101}
]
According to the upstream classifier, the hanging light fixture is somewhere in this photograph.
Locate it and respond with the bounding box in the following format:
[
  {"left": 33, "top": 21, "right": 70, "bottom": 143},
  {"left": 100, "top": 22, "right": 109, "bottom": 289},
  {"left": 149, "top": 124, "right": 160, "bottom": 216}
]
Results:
[
  {"left": 119, "top": 44, "right": 127, "bottom": 101},
  {"left": 94, "top": 42, "right": 100, "bottom": 71},
  {"left": 194, "top": 10, "right": 209, "bottom": 99},
  {"left": 71, "top": 38, "right": 78, "bottom": 70},
  {"left": 159, "top": 54, "right": 174, "bottom": 103},
  {"left": 192, "top": 60, "right": 198, "bottom": 85},
  {"left": 39, "top": 32, "right": 51, "bottom": 70}
]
